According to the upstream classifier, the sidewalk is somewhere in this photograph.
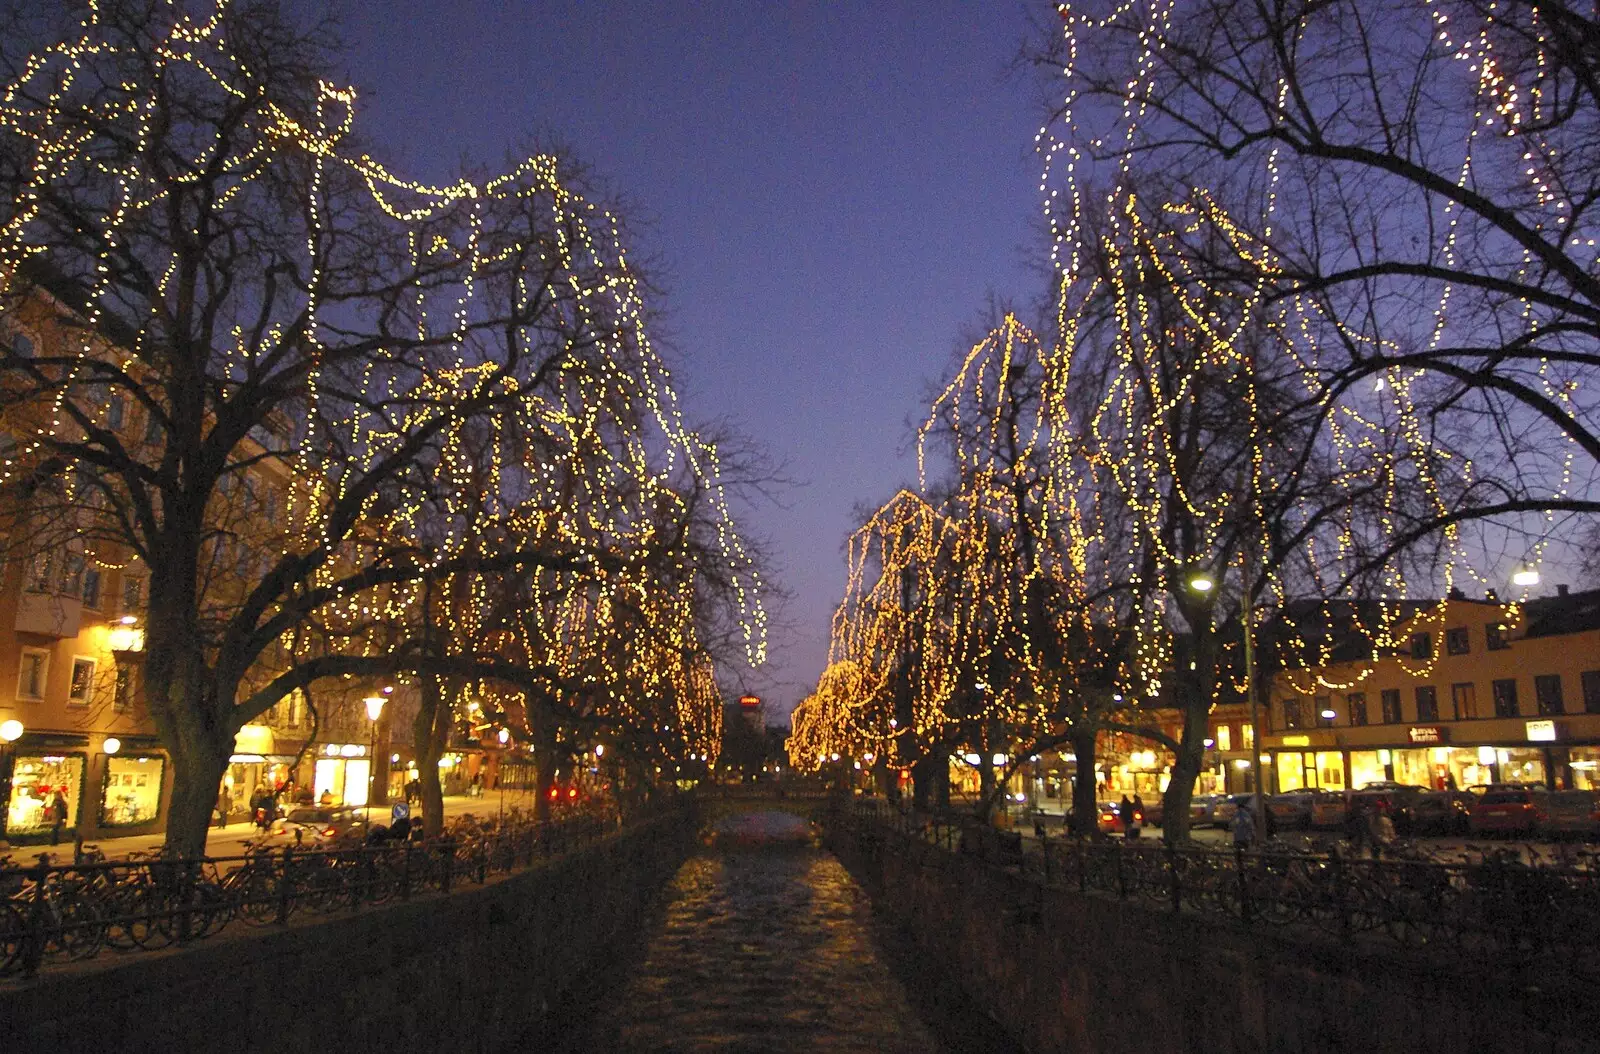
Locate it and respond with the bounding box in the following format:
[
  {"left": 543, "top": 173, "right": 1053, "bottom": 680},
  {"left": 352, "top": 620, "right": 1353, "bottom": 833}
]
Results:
[{"left": 8, "top": 791, "right": 545, "bottom": 863}]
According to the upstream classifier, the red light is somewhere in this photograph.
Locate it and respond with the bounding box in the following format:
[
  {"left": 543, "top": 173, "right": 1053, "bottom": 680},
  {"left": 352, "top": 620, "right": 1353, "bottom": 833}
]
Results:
[
  {"left": 567, "top": 787, "right": 578, "bottom": 799},
  {"left": 548, "top": 788, "right": 559, "bottom": 800}
]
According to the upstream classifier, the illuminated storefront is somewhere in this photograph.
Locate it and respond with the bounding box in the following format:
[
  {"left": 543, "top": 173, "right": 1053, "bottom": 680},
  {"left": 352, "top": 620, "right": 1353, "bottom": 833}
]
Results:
[
  {"left": 313, "top": 743, "right": 372, "bottom": 806},
  {"left": 99, "top": 753, "right": 165, "bottom": 827},
  {"left": 5, "top": 753, "right": 84, "bottom": 839}
]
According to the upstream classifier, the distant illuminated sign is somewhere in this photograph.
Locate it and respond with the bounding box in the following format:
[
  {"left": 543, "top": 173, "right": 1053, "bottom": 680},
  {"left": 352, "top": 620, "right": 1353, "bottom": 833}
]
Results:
[
  {"left": 1281, "top": 735, "right": 1311, "bottom": 747},
  {"left": 738, "top": 695, "right": 760, "bottom": 709},
  {"left": 1407, "top": 726, "right": 1445, "bottom": 745},
  {"left": 1526, "top": 720, "right": 1557, "bottom": 742}
]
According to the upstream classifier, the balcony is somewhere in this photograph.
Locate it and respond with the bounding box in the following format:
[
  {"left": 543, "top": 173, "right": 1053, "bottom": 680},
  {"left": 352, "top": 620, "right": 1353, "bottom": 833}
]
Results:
[{"left": 15, "top": 591, "right": 82, "bottom": 638}]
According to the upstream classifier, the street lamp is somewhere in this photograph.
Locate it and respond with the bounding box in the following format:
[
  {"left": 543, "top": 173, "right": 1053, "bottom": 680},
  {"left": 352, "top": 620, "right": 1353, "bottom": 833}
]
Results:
[
  {"left": 0, "top": 719, "right": 20, "bottom": 847},
  {"left": 1187, "top": 559, "right": 1265, "bottom": 837},
  {"left": 1512, "top": 564, "right": 1541, "bottom": 587},
  {"left": 363, "top": 695, "right": 386, "bottom": 821}
]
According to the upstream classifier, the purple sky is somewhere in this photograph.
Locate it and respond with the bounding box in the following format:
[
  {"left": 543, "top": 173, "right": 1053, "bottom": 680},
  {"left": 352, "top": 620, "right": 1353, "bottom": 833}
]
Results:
[{"left": 335, "top": 2, "right": 1044, "bottom": 718}]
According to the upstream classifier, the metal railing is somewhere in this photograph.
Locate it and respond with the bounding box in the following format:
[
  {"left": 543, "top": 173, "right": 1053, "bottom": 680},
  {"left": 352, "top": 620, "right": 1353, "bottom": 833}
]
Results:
[
  {"left": 839, "top": 800, "right": 1600, "bottom": 976},
  {"left": 0, "top": 803, "right": 683, "bottom": 980}
]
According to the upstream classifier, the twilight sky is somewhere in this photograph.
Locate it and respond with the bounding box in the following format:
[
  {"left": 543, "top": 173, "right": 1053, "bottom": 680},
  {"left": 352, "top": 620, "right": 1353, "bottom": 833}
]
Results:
[{"left": 334, "top": 1, "right": 1045, "bottom": 718}]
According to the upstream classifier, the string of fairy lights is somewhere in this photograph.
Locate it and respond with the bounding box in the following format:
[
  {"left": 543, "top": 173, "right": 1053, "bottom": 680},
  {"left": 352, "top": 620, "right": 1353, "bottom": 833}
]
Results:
[
  {"left": 0, "top": 1, "right": 761, "bottom": 768},
  {"left": 795, "top": 0, "right": 1586, "bottom": 772}
]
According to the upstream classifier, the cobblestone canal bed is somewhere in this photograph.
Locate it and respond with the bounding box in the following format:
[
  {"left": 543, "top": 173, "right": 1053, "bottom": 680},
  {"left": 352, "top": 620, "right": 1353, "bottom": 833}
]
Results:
[{"left": 553, "top": 811, "right": 1015, "bottom": 1053}]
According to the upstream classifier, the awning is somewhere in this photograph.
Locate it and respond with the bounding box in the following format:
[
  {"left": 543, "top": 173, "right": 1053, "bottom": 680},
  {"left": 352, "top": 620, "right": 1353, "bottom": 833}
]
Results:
[{"left": 233, "top": 724, "right": 275, "bottom": 755}]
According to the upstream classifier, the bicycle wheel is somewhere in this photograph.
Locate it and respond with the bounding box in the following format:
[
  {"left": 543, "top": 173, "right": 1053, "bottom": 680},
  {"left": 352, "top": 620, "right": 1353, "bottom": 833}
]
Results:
[
  {"left": 48, "top": 896, "right": 105, "bottom": 961},
  {"left": 0, "top": 900, "right": 24, "bottom": 975}
]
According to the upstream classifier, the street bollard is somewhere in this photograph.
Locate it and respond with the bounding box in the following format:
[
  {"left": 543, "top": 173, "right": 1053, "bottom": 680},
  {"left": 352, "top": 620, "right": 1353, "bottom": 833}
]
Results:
[{"left": 20, "top": 859, "right": 48, "bottom": 978}]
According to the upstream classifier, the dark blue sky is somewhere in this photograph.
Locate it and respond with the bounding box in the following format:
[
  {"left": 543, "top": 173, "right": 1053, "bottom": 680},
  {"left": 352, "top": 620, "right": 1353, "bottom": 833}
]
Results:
[{"left": 335, "top": 1, "right": 1044, "bottom": 717}]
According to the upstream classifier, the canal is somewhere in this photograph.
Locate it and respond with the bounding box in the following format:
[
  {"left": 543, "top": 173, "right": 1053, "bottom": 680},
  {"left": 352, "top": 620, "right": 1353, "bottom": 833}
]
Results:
[{"left": 552, "top": 810, "right": 1020, "bottom": 1053}]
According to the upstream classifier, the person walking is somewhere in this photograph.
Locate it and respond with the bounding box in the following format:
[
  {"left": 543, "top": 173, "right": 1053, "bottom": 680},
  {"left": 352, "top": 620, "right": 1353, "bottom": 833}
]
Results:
[
  {"left": 48, "top": 789, "right": 69, "bottom": 846},
  {"left": 1131, "top": 794, "right": 1146, "bottom": 840},
  {"left": 1118, "top": 794, "right": 1135, "bottom": 839},
  {"left": 1230, "top": 802, "right": 1256, "bottom": 849},
  {"left": 215, "top": 786, "right": 232, "bottom": 829}
]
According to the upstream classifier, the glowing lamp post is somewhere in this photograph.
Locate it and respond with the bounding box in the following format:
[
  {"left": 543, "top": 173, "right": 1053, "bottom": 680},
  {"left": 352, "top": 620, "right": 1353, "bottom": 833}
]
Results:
[{"left": 363, "top": 695, "right": 386, "bottom": 821}]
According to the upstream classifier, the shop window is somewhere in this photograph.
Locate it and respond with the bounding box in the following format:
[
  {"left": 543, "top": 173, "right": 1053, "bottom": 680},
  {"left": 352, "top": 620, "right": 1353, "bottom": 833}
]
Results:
[
  {"left": 1492, "top": 678, "right": 1519, "bottom": 718},
  {"left": 1451, "top": 682, "right": 1477, "bottom": 720},
  {"left": 106, "top": 394, "right": 125, "bottom": 432},
  {"left": 1583, "top": 671, "right": 1600, "bottom": 715},
  {"left": 1486, "top": 623, "right": 1510, "bottom": 650},
  {"left": 113, "top": 665, "right": 135, "bottom": 711},
  {"left": 1535, "top": 674, "right": 1565, "bottom": 716},
  {"left": 1282, "top": 698, "right": 1306, "bottom": 730},
  {"left": 1445, "top": 627, "right": 1470, "bottom": 655},
  {"left": 68, "top": 657, "right": 95, "bottom": 706},
  {"left": 82, "top": 567, "right": 102, "bottom": 609},
  {"left": 17, "top": 648, "right": 48, "bottom": 700},
  {"left": 1380, "top": 689, "right": 1402, "bottom": 724},
  {"left": 100, "top": 755, "right": 165, "bottom": 827},
  {"left": 1415, "top": 686, "right": 1439, "bottom": 722},
  {"left": 5, "top": 754, "right": 83, "bottom": 836},
  {"left": 1410, "top": 633, "right": 1433, "bottom": 659},
  {"left": 1348, "top": 692, "right": 1368, "bottom": 726}
]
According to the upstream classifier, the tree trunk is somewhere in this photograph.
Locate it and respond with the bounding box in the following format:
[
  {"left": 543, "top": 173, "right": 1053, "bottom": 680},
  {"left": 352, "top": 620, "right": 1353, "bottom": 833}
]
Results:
[
  {"left": 533, "top": 737, "right": 558, "bottom": 822},
  {"left": 414, "top": 674, "right": 448, "bottom": 837},
  {"left": 1161, "top": 666, "right": 1214, "bottom": 846},
  {"left": 162, "top": 739, "right": 232, "bottom": 858},
  {"left": 1068, "top": 723, "right": 1100, "bottom": 838}
]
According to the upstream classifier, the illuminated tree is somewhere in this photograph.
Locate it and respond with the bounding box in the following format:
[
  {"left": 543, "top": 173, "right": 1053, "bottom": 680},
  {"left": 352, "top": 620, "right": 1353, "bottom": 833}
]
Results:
[{"left": 0, "top": 1, "right": 763, "bottom": 854}]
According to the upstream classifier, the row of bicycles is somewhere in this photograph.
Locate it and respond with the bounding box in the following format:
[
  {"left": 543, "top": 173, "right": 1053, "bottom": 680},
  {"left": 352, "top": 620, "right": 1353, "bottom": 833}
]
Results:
[
  {"left": 0, "top": 808, "right": 617, "bottom": 979},
  {"left": 846, "top": 802, "right": 1600, "bottom": 973}
]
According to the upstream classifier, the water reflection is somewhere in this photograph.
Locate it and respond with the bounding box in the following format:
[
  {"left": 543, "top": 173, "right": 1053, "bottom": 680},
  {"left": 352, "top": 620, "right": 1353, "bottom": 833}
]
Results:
[{"left": 569, "top": 810, "right": 946, "bottom": 1053}]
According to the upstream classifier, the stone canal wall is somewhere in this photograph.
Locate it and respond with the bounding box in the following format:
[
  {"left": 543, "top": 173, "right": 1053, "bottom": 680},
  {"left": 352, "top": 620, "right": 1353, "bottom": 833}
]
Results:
[
  {"left": 1, "top": 809, "right": 696, "bottom": 1054},
  {"left": 828, "top": 816, "right": 1600, "bottom": 1054}
]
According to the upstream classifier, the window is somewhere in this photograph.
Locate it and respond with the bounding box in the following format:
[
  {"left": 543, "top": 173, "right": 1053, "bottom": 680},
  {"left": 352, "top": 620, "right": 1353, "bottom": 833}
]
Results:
[
  {"left": 1314, "top": 693, "right": 1334, "bottom": 724},
  {"left": 1584, "top": 671, "right": 1600, "bottom": 716},
  {"left": 9, "top": 332, "right": 33, "bottom": 358},
  {"left": 1492, "top": 678, "right": 1520, "bottom": 718},
  {"left": 17, "top": 649, "right": 48, "bottom": 700},
  {"left": 1451, "top": 682, "right": 1478, "bottom": 721},
  {"left": 27, "top": 553, "right": 52, "bottom": 593},
  {"left": 1486, "top": 623, "right": 1510, "bottom": 651},
  {"left": 1410, "top": 633, "right": 1434, "bottom": 659},
  {"left": 113, "top": 665, "right": 134, "bottom": 711},
  {"left": 60, "top": 552, "right": 83, "bottom": 598},
  {"left": 263, "top": 487, "right": 280, "bottom": 525},
  {"left": 120, "top": 575, "right": 144, "bottom": 616},
  {"left": 82, "top": 568, "right": 101, "bottom": 610},
  {"left": 106, "top": 395, "right": 125, "bottom": 432},
  {"left": 1347, "top": 692, "right": 1368, "bottom": 726},
  {"left": 1380, "top": 689, "right": 1402, "bottom": 724},
  {"left": 1283, "top": 698, "right": 1306, "bottom": 730},
  {"left": 68, "top": 657, "right": 95, "bottom": 706},
  {"left": 1445, "top": 627, "right": 1470, "bottom": 655},
  {"left": 1415, "top": 685, "right": 1439, "bottom": 722},
  {"left": 1535, "top": 674, "right": 1565, "bottom": 716},
  {"left": 143, "top": 411, "right": 163, "bottom": 444},
  {"left": 1241, "top": 723, "right": 1254, "bottom": 749},
  {"left": 1215, "top": 725, "right": 1231, "bottom": 752}
]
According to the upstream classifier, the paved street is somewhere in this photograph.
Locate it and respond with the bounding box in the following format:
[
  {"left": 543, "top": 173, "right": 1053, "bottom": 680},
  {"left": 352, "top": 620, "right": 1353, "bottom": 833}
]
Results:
[{"left": 2, "top": 791, "right": 543, "bottom": 864}]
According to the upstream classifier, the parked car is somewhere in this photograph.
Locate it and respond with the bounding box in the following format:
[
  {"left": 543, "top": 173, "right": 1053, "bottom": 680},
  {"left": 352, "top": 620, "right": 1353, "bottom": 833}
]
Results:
[
  {"left": 1267, "top": 789, "right": 1341, "bottom": 831},
  {"left": 1310, "top": 792, "right": 1351, "bottom": 830},
  {"left": 1350, "top": 784, "right": 1429, "bottom": 836},
  {"left": 1096, "top": 800, "right": 1148, "bottom": 834},
  {"left": 1410, "top": 790, "right": 1473, "bottom": 835},
  {"left": 1141, "top": 797, "right": 1165, "bottom": 827},
  {"left": 1468, "top": 784, "right": 1551, "bottom": 836},
  {"left": 1189, "top": 794, "right": 1232, "bottom": 828},
  {"left": 1543, "top": 790, "right": 1600, "bottom": 839},
  {"left": 255, "top": 805, "right": 370, "bottom": 848}
]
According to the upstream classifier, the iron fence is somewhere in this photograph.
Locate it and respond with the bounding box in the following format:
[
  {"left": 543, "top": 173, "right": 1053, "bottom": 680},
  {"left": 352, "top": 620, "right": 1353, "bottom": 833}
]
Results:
[
  {"left": 840, "top": 800, "right": 1600, "bottom": 976},
  {"left": 0, "top": 804, "right": 681, "bottom": 980}
]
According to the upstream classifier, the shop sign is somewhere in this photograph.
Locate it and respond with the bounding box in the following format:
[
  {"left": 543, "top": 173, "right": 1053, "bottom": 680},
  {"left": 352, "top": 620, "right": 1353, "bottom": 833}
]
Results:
[
  {"left": 1526, "top": 720, "right": 1558, "bottom": 742},
  {"left": 1407, "top": 726, "right": 1446, "bottom": 745},
  {"left": 1281, "top": 735, "right": 1312, "bottom": 747}
]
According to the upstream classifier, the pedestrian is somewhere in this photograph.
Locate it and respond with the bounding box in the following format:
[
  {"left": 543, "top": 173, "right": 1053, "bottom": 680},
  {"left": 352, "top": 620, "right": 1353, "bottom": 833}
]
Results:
[
  {"left": 318, "top": 788, "right": 335, "bottom": 806},
  {"left": 48, "top": 789, "right": 69, "bottom": 846},
  {"left": 1131, "top": 794, "right": 1146, "bottom": 840},
  {"left": 1230, "top": 802, "right": 1256, "bottom": 849},
  {"left": 1261, "top": 798, "right": 1278, "bottom": 840},
  {"left": 469, "top": 771, "right": 483, "bottom": 798},
  {"left": 1366, "top": 805, "right": 1395, "bottom": 859},
  {"left": 1118, "top": 794, "right": 1135, "bottom": 838},
  {"left": 215, "top": 785, "right": 232, "bottom": 829},
  {"left": 252, "top": 785, "right": 274, "bottom": 831}
]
